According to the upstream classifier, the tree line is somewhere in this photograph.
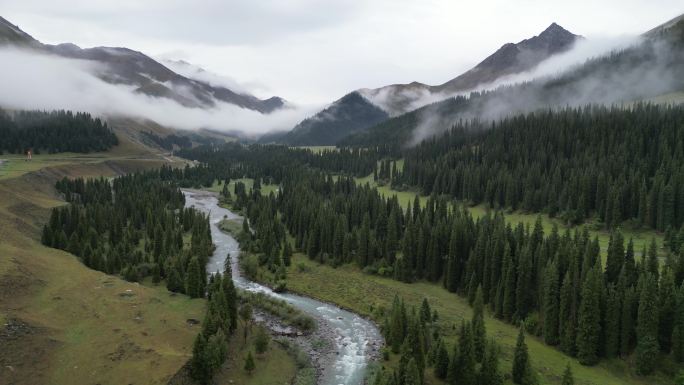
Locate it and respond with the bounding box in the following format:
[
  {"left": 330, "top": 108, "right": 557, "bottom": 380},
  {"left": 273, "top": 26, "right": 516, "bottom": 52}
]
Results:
[{"left": 0, "top": 109, "right": 118, "bottom": 154}]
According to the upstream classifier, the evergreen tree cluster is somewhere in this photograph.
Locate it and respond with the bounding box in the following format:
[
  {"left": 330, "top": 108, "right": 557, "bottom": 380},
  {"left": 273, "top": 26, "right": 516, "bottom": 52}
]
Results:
[
  {"left": 42, "top": 171, "right": 212, "bottom": 295},
  {"left": 375, "top": 293, "right": 505, "bottom": 385},
  {"left": 190, "top": 264, "right": 239, "bottom": 384},
  {"left": 0, "top": 109, "right": 118, "bottom": 154},
  {"left": 397, "top": 104, "right": 684, "bottom": 231},
  {"left": 231, "top": 181, "right": 289, "bottom": 288},
  {"left": 175, "top": 142, "right": 382, "bottom": 188}
]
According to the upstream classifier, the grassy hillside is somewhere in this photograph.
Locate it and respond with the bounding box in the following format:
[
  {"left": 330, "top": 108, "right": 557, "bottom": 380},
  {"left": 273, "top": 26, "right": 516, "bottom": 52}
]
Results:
[{"left": 0, "top": 156, "right": 209, "bottom": 385}]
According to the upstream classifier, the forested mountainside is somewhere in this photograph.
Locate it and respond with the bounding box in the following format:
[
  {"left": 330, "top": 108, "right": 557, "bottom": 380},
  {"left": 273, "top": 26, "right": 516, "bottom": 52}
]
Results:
[
  {"left": 394, "top": 104, "right": 684, "bottom": 231},
  {"left": 341, "top": 20, "right": 684, "bottom": 147},
  {"left": 0, "top": 109, "right": 118, "bottom": 153}
]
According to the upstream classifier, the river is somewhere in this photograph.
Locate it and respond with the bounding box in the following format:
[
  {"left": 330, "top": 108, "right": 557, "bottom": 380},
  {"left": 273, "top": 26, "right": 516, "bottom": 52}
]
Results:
[{"left": 183, "top": 190, "right": 382, "bottom": 385}]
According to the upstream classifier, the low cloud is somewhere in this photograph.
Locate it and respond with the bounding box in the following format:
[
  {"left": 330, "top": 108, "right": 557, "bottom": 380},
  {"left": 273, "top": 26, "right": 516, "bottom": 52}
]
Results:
[
  {"left": 408, "top": 33, "right": 682, "bottom": 145},
  {"left": 0, "top": 47, "right": 318, "bottom": 136}
]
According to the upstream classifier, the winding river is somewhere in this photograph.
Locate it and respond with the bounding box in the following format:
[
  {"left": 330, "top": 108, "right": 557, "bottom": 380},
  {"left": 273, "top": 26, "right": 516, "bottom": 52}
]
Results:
[{"left": 184, "top": 190, "right": 382, "bottom": 385}]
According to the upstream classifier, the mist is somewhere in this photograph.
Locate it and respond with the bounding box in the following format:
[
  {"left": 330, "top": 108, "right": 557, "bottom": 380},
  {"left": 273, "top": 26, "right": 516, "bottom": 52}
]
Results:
[
  {"left": 0, "top": 47, "right": 319, "bottom": 137},
  {"left": 407, "top": 33, "right": 683, "bottom": 145}
]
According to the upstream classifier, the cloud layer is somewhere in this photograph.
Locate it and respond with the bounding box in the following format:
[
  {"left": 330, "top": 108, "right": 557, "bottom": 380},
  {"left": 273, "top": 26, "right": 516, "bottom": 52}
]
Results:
[{"left": 0, "top": 48, "right": 319, "bottom": 136}]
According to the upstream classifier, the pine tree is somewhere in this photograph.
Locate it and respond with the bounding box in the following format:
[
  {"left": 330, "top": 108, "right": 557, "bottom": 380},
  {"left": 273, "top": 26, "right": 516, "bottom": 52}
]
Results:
[
  {"left": 561, "top": 363, "right": 574, "bottom": 385},
  {"left": 244, "top": 351, "right": 255, "bottom": 374},
  {"left": 559, "top": 272, "right": 576, "bottom": 355},
  {"left": 604, "top": 284, "right": 621, "bottom": 358},
  {"left": 478, "top": 339, "right": 503, "bottom": 385},
  {"left": 255, "top": 327, "right": 270, "bottom": 354},
  {"left": 207, "top": 330, "right": 228, "bottom": 372},
  {"left": 512, "top": 325, "right": 536, "bottom": 385},
  {"left": 404, "top": 358, "right": 421, "bottom": 385},
  {"left": 282, "top": 242, "right": 292, "bottom": 267},
  {"left": 420, "top": 298, "right": 432, "bottom": 325},
  {"left": 435, "top": 340, "right": 450, "bottom": 380},
  {"left": 472, "top": 285, "right": 487, "bottom": 362},
  {"left": 186, "top": 256, "right": 204, "bottom": 298},
  {"left": 190, "top": 333, "right": 211, "bottom": 384},
  {"left": 658, "top": 269, "right": 676, "bottom": 353},
  {"left": 636, "top": 273, "right": 659, "bottom": 375},
  {"left": 618, "top": 285, "right": 635, "bottom": 356},
  {"left": 502, "top": 247, "right": 517, "bottom": 321},
  {"left": 647, "top": 238, "right": 659, "bottom": 280},
  {"left": 673, "top": 285, "right": 684, "bottom": 362},
  {"left": 605, "top": 231, "right": 624, "bottom": 284},
  {"left": 576, "top": 266, "right": 602, "bottom": 365},
  {"left": 543, "top": 262, "right": 560, "bottom": 346}
]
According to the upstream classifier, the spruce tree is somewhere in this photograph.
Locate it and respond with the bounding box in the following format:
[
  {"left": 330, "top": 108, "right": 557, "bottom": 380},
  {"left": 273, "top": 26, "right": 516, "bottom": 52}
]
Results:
[
  {"left": 472, "top": 285, "right": 487, "bottom": 362},
  {"left": 478, "top": 339, "right": 503, "bottom": 385},
  {"left": 512, "top": 325, "right": 536, "bottom": 385},
  {"left": 561, "top": 363, "right": 574, "bottom": 385},
  {"left": 576, "top": 267, "right": 601, "bottom": 365},
  {"left": 559, "top": 272, "right": 576, "bottom": 355},
  {"left": 190, "top": 333, "right": 211, "bottom": 384},
  {"left": 604, "top": 284, "right": 621, "bottom": 358},
  {"left": 244, "top": 351, "right": 255, "bottom": 374},
  {"left": 543, "top": 262, "right": 560, "bottom": 346},
  {"left": 255, "top": 327, "right": 270, "bottom": 354},
  {"left": 186, "top": 256, "right": 203, "bottom": 298},
  {"left": 636, "top": 273, "right": 660, "bottom": 375},
  {"left": 673, "top": 285, "right": 684, "bottom": 362},
  {"left": 404, "top": 358, "right": 421, "bottom": 385},
  {"left": 435, "top": 340, "right": 450, "bottom": 380}
]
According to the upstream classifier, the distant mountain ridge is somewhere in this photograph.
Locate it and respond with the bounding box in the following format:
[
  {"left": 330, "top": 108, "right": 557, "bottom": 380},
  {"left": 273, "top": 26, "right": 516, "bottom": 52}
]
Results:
[
  {"left": 340, "top": 15, "right": 684, "bottom": 148},
  {"left": 274, "top": 22, "right": 580, "bottom": 145},
  {"left": 0, "top": 16, "right": 285, "bottom": 113}
]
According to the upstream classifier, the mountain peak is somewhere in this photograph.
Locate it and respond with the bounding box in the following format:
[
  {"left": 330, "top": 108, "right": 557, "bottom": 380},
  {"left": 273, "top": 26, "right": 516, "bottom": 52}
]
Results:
[{"left": 542, "top": 22, "right": 565, "bottom": 34}]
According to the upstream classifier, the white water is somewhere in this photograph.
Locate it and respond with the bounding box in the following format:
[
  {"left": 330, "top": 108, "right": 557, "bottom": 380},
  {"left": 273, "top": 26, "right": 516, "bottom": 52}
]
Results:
[{"left": 184, "top": 191, "right": 382, "bottom": 385}]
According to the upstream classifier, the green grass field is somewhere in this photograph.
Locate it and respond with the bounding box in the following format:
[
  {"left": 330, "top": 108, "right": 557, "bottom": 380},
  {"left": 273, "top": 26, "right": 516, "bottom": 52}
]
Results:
[{"left": 284, "top": 253, "right": 676, "bottom": 385}]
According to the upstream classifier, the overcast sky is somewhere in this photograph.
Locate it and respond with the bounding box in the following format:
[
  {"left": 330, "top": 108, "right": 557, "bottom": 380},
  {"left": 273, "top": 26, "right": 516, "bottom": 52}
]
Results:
[{"left": 2, "top": 0, "right": 683, "bottom": 104}]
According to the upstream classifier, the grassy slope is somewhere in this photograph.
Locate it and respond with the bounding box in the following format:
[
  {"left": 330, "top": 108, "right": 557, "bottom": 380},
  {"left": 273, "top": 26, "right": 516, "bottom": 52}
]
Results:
[
  {"left": 0, "top": 132, "right": 206, "bottom": 385},
  {"left": 286, "top": 254, "right": 673, "bottom": 385}
]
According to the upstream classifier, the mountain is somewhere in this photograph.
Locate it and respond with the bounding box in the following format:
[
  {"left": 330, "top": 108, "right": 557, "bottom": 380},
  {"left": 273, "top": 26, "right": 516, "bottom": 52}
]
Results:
[
  {"left": 0, "top": 16, "right": 285, "bottom": 113},
  {"left": 341, "top": 15, "right": 684, "bottom": 148},
  {"left": 260, "top": 92, "right": 388, "bottom": 145},
  {"left": 274, "top": 23, "right": 579, "bottom": 145}
]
